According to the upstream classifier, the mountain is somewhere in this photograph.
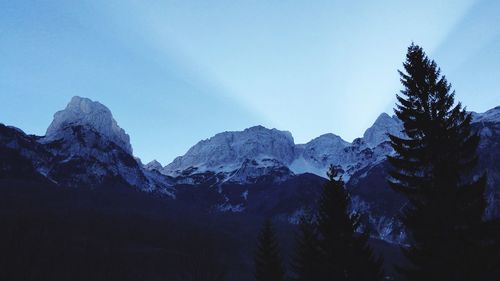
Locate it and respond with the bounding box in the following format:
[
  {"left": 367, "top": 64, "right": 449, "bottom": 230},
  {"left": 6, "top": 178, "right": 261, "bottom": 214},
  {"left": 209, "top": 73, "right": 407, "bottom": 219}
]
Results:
[
  {"left": 157, "top": 105, "right": 500, "bottom": 242},
  {"left": 0, "top": 96, "right": 173, "bottom": 195},
  {"left": 44, "top": 96, "right": 133, "bottom": 154},
  {"left": 160, "top": 112, "right": 404, "bottom": 184},
  {"left": 162, "top": 125, "right": 296, "bottom": 184},
  {"left": 363, "top": 113, "right": 404, "bottom": 147},
  {"left": 472, "top": 105, "right": 500, "bottom": 123},
  {"left": 1, "top": 96, "right": 499, "bottom": 244},
  {"left": 343, "top": 106, "right": 500, "bottom": 242},
  {"left": 144, "top": 160, "right": 163, "bottom": 172}
]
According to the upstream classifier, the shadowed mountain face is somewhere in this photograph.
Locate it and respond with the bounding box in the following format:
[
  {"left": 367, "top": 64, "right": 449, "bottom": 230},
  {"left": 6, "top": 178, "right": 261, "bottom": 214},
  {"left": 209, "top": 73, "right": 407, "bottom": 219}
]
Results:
[{"left": 1, "top": 97, "right": 499, "bottom": 245}]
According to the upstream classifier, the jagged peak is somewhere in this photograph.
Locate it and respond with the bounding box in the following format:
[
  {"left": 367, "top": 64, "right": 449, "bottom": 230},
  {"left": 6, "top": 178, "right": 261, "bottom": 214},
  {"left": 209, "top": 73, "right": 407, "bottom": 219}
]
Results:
[
  {"left": 305, "top": 133, "right": 348, "bottom": 145},
  {"left": 244, "top": 125, "right": 267, "bottom": 131},
  {"left": 145, "top": 160, "right": 163, "bottom": 171},
  {"left": 363, "top": 112, "right": 403, "bottom": 147},
  {"left": 372, "top": 112, "right": 396, "bottom": 126},
  {"left": 163, "top": 125, "right": 296, "bottom": 174},
  {"left": 243, "top": 124, "right": 289, "bottom": 132},
  {"left": 195, "top": 125, "right": 294, "bottom": 146},
  {"left": 234, "top": 125, "right": 293, "bottom": 141},
  {"left": 44, "top": 96, "right": 132, "bottom": 154}
]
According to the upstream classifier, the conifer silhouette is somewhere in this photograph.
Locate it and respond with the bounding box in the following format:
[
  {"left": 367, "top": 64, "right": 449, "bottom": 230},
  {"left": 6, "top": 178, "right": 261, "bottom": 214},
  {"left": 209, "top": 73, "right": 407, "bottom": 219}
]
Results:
[
  {"left": 388, "top": 43, "right": 500, "bottom": 281},
  {"left": 290, "top": 209, "right": 322, "bottom": 281},
  {"left": 254, "top": 219, "right": 286, "bottom": 281},
  {"left": 315, "top": 166, "right": 384, "bottom": 281}
]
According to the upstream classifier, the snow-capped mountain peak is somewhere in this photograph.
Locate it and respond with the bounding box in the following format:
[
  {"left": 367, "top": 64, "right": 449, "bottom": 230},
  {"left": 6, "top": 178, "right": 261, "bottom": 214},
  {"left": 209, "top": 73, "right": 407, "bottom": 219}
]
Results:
[
  {"left": 44, "top": 96, "right": 132, "bottom": 154},
  {"left": 473, "top": 106, "right": 500, "bottom": 123},
  {"left": 162, "top": 125, "right": 295, "bottom": 176},
  {"left": 363, "top": 113, "right": 403, "bottom": 147},
  {"left": 162, "top": 114, "right": 404, "bottom": 181}
]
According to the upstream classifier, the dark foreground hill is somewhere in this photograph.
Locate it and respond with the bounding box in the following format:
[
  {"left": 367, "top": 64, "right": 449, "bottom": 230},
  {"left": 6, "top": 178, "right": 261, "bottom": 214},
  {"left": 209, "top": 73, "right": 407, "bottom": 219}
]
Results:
[{"left": 0, "top": 178, "right": 406, "bottom": 281}]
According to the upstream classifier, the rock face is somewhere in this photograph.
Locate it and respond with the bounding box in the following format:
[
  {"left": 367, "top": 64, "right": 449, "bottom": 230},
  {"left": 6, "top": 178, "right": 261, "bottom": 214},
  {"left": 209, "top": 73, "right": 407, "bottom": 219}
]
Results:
[
  {"left": 290, "top": 133, "right": 349, "bottom": 176},
  {"left": 163, "top": 125, "right": 296, "bottom": 182},
  {"left": 0, "top": 96, "right": 173, "bottom": 195},
  {"left": 42, "top": 124, "right": 148, "bottom": 188},
  {"left": 363, "top": 113, "right": 404, "bottom": 147},
  {"left": 40, "top": 97, "right": 143, "bottom": 187},
  {"left": 45, "top": 96, "right": 132, "bottom": 154},
  {"left": 472, "top": 106, "right": 500, "bottom": 218},
  {"left": 144, "top": 160, "right": 163, "bottom": 172}
]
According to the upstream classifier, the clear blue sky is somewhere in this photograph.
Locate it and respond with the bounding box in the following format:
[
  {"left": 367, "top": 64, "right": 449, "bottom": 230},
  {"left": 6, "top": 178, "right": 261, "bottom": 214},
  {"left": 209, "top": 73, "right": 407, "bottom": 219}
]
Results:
[{"left": 1, "top": 0, "right": 499, "bottom": 164}]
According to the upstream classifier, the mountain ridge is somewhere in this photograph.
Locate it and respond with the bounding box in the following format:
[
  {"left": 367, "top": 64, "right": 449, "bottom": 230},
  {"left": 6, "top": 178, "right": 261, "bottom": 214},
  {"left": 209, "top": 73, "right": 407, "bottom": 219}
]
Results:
[
  {"left": 3, "top": 96, "right": 499, "bottom": 186},
  {"left": 1, "top": 96, "right": 499, "bottom": 243}
]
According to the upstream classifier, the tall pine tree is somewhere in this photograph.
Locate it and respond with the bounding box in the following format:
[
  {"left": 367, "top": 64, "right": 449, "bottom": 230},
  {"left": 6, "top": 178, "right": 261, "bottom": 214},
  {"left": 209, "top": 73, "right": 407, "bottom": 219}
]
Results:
[
  {"left": 254, "top": 219, "right": 286, "bottom": 281},
  {"left": 315, "top": 166, "right": 384, "bottom": 281},
  {"left": 388, "top": 44, "right": 499, "bottom": 281}
]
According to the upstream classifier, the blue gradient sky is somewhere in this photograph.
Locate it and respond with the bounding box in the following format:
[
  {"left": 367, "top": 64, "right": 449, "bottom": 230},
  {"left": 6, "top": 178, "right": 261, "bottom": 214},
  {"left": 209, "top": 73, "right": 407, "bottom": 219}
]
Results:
[{"left": 1, "top": 0, "right": 499, "bottom": 164}]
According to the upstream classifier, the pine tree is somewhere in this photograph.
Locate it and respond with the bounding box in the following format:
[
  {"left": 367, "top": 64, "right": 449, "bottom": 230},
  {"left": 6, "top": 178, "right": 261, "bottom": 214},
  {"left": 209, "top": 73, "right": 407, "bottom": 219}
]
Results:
[
  {"left": 254, "top": 219, "right": 286, "bottom": 281},
  {"left": 290, "top": 209, "right": 321, "bottom": 281},
  {"left": 315, "top": 166, "right": 384, "bottom": 281},
  {"left": 388, "top": 44, "right": 499, "bottom": 281}
]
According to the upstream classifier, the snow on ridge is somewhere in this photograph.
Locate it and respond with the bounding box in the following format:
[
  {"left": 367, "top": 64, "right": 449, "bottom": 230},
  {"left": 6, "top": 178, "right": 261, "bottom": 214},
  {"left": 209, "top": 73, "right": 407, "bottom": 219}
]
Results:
[
  {"left": 289, "top": 156, "right": 328, "bottom": 177},
  {"left": 145, "top": 160, "right": 163, "bottom": 171},
  {"left": 160, "top": 105, "right": 499, "bottom": 184},
  {"left": 472, "top": 106, "right": 500, "bottom": 123},
  {"left": 40, "top": 96, "right": 494, "bottom": 184},
  {"left": 44, "top": 96, "right": 132, "bottom": 154},
  {"left": 162, "top": 116, "right": 404, "bottom": 180},
  {"left": 163, "top": 125, "right": 296, "bottom": 175},
  {"left": 363, "top": 113, "right": 404, "bottom": 148}
]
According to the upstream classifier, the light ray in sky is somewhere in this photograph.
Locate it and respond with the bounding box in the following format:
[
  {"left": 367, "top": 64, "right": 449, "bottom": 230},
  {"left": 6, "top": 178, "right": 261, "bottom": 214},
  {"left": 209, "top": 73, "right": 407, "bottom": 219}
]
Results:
[{"left": 1, "top": 0, "right": 499, "bottom": 164}]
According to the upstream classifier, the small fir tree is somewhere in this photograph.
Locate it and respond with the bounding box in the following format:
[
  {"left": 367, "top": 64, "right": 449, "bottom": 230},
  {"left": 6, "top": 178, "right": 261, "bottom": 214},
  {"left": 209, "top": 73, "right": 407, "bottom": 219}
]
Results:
[
  {"left": 315, "top": 166, "right": 384, "bottom": 281},
  {"left": 254, "top": 219, "right": 286, "bottom": 281},
  {"left": 290, "top": 209, "right": 322, "bottom": 281}
]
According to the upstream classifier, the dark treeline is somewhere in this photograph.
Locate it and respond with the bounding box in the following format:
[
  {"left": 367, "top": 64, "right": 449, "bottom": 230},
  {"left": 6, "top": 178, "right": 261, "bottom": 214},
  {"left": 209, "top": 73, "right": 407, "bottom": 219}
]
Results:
[
  {"left": 253, "top": 44, "right": 500, "bottom": 281},
  {"left": 0, "top": 180, "right": 253, "bottom": 281}
]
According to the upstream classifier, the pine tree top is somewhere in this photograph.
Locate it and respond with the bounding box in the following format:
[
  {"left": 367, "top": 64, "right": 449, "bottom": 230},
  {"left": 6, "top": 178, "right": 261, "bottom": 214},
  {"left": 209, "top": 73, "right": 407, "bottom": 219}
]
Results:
[{"left": 254, "top": 219, "right": 285, "bottom": 281}]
